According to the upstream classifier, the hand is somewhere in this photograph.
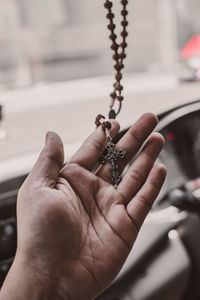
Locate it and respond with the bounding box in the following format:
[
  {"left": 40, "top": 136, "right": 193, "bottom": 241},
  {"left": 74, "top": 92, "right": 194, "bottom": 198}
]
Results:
[{"left": 0, "top": 113, "right": 166, "bottom": 300}]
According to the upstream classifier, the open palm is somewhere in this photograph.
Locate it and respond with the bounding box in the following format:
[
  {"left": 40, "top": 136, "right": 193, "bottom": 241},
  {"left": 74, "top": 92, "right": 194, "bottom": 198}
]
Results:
[{"left": 16, "top": 113, "right": 166, "bottom": 300}]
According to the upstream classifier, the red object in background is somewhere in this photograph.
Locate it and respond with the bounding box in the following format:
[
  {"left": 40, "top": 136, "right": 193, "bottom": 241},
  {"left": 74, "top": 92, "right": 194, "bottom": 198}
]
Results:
[
  {"left": 167, "top": 132, "right": 176, "bottom": 142},
  {"left": 180, "top": 35, "right": 200, "bottom": 59}
]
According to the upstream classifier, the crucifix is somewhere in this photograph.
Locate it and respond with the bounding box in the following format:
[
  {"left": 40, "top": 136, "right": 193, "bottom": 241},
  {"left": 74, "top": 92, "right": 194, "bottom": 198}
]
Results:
[{"left": 99, "top": 129, "right": 126, "bottom": 186}]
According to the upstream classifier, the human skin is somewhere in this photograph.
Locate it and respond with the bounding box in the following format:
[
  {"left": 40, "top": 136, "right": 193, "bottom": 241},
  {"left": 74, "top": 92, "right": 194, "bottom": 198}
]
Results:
[{"left": 0, "top": 113, "right": 166, "bottom": 300}]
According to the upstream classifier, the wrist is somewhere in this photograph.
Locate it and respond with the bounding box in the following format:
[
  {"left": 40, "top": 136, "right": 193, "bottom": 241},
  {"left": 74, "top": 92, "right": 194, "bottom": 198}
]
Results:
[{"left": 0, "top": 254, "right": 71, "bottom": 300}]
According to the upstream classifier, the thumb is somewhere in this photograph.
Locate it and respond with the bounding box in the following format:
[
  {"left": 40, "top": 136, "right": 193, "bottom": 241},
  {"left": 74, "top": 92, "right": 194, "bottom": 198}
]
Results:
[{"left": 26, "top": 131, "right": 64, "bottom": 188}]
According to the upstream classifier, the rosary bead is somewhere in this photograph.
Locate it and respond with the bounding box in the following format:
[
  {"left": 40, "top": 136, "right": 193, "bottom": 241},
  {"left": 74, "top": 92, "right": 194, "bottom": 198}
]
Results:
[
  {"left": 112, "top": 53, "right": 119, "bottom": 60},
  {"left": 102, "top": 121, "right": 112, "bottom": 130},
  {"left": 111, "top": 43, "right": 119, "bottom": 51},
  {"left": 110, "top": 91, "right": 116, "bottom": 99},
  {"left": 109, "top": 33, "right": 117, "bottom": 40},
  {"left": 121, "top": 20, "right": 128, "bottom": 27},
  {"left": 117, "top": 85, "right": 123, "bottom": 91},
  {"left": 114, "top": 64, "right": 120, "bottom": 71},
  {"left": 107, "top": 23, "right": 116, "bottom": 30},
  {"left": 118, "top": 52, "right": 126, "bottom": 59},
  {"left": 121, "top": 0, "right": 128, "bottom": 5},
  {"left": 113, "top": 64, "right": 117, "bottom": 70},
  {"left": 104, "top": 1, "right": 113, "bottom": 9},
  {"left": 109, "top": 109, "right": 116, "bottom": 120},
  {"left": 120, "top": 41, "right": 128, "bottom": 48},
  {"left": 121, "top": 9, "right": 128, "bottom": 16},
  {"left": 117, "top": 96, "right": 124, "bottom": 101},
  {"left": 115, "top": 72, "right": 122, "bottom": 81},
  {"left": 114, "top": 63, "right": 124, "bottom": 71},
  {"left": 95, "top": 114, "right": 106, "bottom": 128},
  {"left": 121, "top": 31, "right": 128, "bottom": 38},
  {"left": 114, "top": 82, "right": 123, "bottom": 91},
  {"left": 106, "top": 12, "right": 114, "bottom": 19}
]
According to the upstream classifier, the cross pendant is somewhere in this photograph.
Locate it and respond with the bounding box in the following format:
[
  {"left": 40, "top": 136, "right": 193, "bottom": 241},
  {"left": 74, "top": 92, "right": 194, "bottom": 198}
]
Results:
[{"left": 99, "top": 140, "right": 126, "bottom": 186}]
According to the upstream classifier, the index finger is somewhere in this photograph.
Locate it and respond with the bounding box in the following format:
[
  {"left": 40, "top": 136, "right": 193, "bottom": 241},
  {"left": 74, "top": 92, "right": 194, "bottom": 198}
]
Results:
[{"left": 66, "top": 120, "right": 120, "bottom": 171}]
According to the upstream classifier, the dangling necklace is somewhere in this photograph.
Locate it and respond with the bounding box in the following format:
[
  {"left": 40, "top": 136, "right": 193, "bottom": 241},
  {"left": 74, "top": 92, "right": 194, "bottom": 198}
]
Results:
[{"left": 96, "top": 0, "right": 129, "bottom": 187}]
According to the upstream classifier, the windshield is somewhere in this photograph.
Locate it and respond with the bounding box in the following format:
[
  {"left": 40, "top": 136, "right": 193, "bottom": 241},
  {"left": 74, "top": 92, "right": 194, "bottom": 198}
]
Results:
[
  {"left": 0, "top": 0, "right": 161, "bottom": 89},
  {"left": 0, "top": 0, "right": 199, "bottom": 90}
]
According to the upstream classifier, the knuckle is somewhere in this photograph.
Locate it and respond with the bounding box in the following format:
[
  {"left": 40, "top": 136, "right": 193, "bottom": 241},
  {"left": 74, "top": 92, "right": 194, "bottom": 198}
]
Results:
[
  {"left": 144, "top": 149, "right": 155, "bottom": 161},
  {"left": 129, "top": 128, "right": 142, "bottom": 144},
  {"left": 131, "top": 217, "right": 140, "bottom": 234},
  {"left": 137, "top": 194, "right": 152, "bottom": 211},
  {"left": 45, "top": 153, "right": 62, "bottom": 169},
  {"left": 96, "top": 164, "right": 112, "bottom": 184},
  {"left": 60, "top": 162, "right": 78, "bottom": 178},
  {"left": 101, "top": 171, "right": 112, "bottom": 184},
  {"left": 89, "top": 139, "right": 104, "bottom": 153},
  {"left": 129, "top": 169, "right": 144, "bottom": 184}
]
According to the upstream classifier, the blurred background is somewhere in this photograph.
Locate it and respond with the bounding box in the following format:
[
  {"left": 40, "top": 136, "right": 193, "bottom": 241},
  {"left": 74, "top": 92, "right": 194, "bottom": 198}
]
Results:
[
  {"left": 0, "top": 0, "right": 199, "bottom": 89},
  {"left": 1, "top": 2, "right": 200, "bottom": 297}
]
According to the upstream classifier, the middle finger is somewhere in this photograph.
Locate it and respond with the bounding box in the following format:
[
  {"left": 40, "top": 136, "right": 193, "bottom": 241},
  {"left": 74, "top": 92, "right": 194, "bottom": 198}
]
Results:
[{"left": 96, "top": 113, "right": 158, "bottom": 183}]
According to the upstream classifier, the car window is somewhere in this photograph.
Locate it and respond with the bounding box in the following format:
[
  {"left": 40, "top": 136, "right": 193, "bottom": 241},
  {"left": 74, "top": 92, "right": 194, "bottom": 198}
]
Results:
[
  {"left": 0, "top": 0, "right": 161, "bottom": 89},
  {"left": 0, "top": 0, "right": 199, "bottom": 90}
]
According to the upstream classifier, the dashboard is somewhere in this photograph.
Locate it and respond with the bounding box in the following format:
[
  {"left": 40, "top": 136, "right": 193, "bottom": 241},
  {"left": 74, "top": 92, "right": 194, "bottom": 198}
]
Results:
[{"left": 157, "top": 102, "right": 200, "bottom": 201}]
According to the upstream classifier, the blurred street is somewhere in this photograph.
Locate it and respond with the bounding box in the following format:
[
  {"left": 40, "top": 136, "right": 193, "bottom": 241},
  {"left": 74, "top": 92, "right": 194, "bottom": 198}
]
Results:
[{"left": 0, "top": 0, "right": 199, "bottom": 88}]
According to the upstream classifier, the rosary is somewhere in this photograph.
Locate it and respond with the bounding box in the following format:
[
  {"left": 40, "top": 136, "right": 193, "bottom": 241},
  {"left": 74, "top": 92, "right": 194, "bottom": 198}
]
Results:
[{"left": 95, "top": 0, "right": 128, "bottom": 187}]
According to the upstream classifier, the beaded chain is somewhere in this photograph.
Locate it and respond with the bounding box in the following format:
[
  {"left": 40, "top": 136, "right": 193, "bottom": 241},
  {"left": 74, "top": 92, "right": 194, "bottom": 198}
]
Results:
[
  {"left": 95, "top": 0, "right": 128, "bottom": 186},
  {"left": 95, "top": 0, "right": 128, "bottom": 128}
]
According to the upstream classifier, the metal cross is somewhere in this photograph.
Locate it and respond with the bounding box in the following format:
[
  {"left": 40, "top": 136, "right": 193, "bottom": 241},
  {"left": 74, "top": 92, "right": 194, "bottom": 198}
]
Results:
[{"left": 99, "top": 139, "right": 126, "bottom": 186}]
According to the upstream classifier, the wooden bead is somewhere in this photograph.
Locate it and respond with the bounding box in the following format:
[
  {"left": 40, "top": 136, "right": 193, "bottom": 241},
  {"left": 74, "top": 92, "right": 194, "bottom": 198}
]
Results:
[
  {"left": 112, "top": 53, "right": 119, "bottom": 60},
  {"left": 118, "top": 52, "right": 126, "bottom": 59},
  {"left": 117, "top": 96, "right": 124, "bottom": 101},
  {"left": 111, "top": 43, "right": 119, "bottom": 50},
  {"left": 107, "top": 23, "right": 116, "bottom": 30},
  {"left": 121, "top": 9, "right": 128, "bottom": 16},
  {"left": 104, "top": 1, "right": 112, "bottom": 9},
  {"left": 110, "top": 92, "right": 116, "bottom": 99},
  {"left": 114, "top": 63, "right": 124, "bottom": 71},
  {"left": 114, "top": 64, "right": 120, "bottom": 71},
  {"left": 109, "top": 109, "right": 116, "bottom": 120},
  {"left": 109, "top": 33, "right": 117, "bottom": 40},
  {"left": 115, "top": 73, "right": 122, "bottom": 81},
  {"left": 117, "top": 85, "right": 123, "bottom": 91},
  {"left": 121, "top": 20, "right": 128, "bottom": 27},
  {"left": 121, "top": 0, "right": 128, "bottom": 5},
  {"left": 102, "top": 121, "right": 112, "bottom": 130},
  {"left": 114, "top": 82, "right": 123, "bottom": 91},
  {"left": 121, "top": 31, "right": 128, "bottom": 37},
  {"left": 120, "top": 42, "right": 128, "bottom": 48},
  {"left": 106, "top": 12, "right": 114, "bottom": 19}
]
